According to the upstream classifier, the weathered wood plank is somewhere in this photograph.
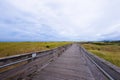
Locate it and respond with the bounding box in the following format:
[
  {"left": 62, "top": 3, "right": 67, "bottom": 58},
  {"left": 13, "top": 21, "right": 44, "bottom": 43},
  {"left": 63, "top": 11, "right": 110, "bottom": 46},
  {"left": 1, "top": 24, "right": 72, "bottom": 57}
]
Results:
[
  {"left": 0, "top": 44, "right": 71, "bottom": 80},
  {"left": 31, "top": 44, "right": 95, "bottom": 80}
]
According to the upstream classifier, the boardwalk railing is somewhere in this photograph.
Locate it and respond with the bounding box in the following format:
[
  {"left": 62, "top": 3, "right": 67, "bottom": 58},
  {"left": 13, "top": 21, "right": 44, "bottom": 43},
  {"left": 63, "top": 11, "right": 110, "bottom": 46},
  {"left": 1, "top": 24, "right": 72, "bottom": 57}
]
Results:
[
  {"left": 0, "top": 44, "right": 72, "bottom": 80},
  {"left": 80, "top": 46, "right": 120, "bottom": 80}
]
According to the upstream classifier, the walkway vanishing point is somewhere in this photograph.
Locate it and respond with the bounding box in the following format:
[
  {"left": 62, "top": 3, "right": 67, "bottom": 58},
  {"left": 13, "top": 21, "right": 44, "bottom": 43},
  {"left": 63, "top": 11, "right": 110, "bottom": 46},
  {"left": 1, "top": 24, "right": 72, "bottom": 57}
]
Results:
[
  {"left": 31, "top": 44, "right": 120, "bottom": 80},
  {"left": 31, "top": 44, "right": 95, "bottom": 80}
]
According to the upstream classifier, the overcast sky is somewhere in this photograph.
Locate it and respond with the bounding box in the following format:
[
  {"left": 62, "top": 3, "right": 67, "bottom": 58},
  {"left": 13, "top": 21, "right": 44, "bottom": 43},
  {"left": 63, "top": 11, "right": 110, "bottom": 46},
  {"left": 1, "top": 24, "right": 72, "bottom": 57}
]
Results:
[{"left": 0, "top": 0, "right": 120, "bottom": 41}]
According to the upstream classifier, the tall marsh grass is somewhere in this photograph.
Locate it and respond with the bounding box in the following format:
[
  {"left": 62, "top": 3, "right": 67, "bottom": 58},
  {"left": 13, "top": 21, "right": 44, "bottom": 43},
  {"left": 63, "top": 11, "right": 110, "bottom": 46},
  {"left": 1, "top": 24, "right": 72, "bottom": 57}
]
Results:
[
  {"left": 0, "top": 42, "right": 71, "bottom": 58},
  {"left": 82, "top": 42, "right": 120, "bottom": 67}
]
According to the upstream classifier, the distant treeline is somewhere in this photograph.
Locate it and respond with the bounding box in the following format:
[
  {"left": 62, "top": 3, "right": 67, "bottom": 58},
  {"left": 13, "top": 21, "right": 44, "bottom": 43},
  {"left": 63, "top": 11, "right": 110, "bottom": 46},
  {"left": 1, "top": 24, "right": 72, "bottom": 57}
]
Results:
[{"left": 80, "top": 40, "right": 120, "bottom": 46}]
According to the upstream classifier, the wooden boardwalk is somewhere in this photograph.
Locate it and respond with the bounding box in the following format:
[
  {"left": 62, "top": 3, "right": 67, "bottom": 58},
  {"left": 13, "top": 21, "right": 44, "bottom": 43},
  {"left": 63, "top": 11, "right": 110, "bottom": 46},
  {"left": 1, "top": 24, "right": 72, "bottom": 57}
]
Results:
[{"left": 32, "top": 44, "right": 95, "bottom": 80}]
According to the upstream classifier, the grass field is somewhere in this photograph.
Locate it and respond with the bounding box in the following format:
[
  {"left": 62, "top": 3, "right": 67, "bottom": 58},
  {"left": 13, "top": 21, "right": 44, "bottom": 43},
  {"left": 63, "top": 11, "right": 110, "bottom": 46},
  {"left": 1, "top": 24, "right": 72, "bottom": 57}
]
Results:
[
  {"left": 0, "top": 42, "right": 71, "bottom": 58},
  {"left": 82, "top": 41, "right": 120, "bottom": 67}
]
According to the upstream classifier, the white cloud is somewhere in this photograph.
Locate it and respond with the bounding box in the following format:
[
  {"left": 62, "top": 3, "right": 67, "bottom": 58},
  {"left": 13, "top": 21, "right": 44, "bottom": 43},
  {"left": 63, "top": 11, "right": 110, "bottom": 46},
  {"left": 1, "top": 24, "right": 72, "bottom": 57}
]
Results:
[{"left": 0, "top": 0, "right": 120, "bottom": 41}]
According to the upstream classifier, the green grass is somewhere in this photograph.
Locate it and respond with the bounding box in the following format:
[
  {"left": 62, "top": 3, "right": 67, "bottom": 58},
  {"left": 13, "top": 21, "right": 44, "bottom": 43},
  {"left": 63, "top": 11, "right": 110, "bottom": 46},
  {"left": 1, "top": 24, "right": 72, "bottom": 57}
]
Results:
[
  {"left": 0, "top": 42, "right": 71, "bottom": 58},
  {"left": 82, "top": 42, "right": 120, "bottom": 67}
]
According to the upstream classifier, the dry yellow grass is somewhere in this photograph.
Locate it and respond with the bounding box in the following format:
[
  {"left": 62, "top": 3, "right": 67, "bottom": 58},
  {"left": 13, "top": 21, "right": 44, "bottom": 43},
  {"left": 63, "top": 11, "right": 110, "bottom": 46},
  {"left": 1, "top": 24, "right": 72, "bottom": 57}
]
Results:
[
  {"left": 82, "top": 42, "right": 120, "bottom": 67},
  {"left": 0, "top": 42, "right": 71, "bottom": 58}
]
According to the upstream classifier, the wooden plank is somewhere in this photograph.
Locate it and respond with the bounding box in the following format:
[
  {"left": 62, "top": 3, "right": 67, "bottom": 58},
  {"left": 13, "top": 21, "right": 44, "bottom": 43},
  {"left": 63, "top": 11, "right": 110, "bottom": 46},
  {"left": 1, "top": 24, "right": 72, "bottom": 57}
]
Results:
[
  {"left": 32, "top": 44, "right": 95, "bottom": 80},
  {"left": 0, "top": 44, "right": 71, "bottom": 80}
]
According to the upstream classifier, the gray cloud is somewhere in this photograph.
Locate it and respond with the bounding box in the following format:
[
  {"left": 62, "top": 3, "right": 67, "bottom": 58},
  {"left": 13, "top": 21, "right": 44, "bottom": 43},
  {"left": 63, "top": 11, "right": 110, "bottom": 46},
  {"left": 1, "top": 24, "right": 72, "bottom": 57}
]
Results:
[{"left": 0, "top": 0, "right": 120, "bottom": 41}]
